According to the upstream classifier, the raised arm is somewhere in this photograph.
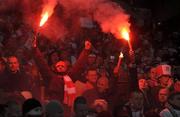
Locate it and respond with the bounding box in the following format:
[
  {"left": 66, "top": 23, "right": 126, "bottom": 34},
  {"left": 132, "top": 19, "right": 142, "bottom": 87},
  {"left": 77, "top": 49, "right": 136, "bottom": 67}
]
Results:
[
  {"left": 32, "top": 39, "right": 55, "bottom": 87},
  {"left": 69, "top": 41, "right": 91, "bottom": 82}
]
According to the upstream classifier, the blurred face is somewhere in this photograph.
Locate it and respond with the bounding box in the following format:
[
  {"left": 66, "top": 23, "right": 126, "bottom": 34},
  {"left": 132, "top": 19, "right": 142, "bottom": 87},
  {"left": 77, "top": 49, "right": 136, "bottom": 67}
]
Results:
[
  {"left": 75, "top": 104, "right": 88, "bottom": 117},
  {"left": 138, "top": 79, "right": 148, "bottom": 90},
  {"left": 0, "top": 62, "right": 5, "bottom": 73},
  {"left": 50, "top": 52, "right": 59, "bottom": 64},
  {"left": 95, "top": 57, "right": 103, "bottom": 66},
  {"left": 88, "top": 56, "right": 96, "bottom": 65},
  {"left": 169, "top": 94, "right": 180, "bottom": 109},
  {"left": 150, "top": 68, "right": 156, "bottom": 80},
  {"left": 158, "top": 89, "right": 169, "bottom": 103},
  {"left": 55, "top": 61, "right": 67, "bottom": 73},
  {"left": 174, "top": 81, "right": 180, "bottom": 92},
  {"left": 86, "top": 70, "right": 98, "bottom": 84},
  {"left": 130, "top": 92, "right": 144, "bottom": 111},
  {"left": 159, "top": 76, "right": 170, "bottom": 88},
  {"left": 97, "top": 77, "right": 109, "bottom": 93},
  {"left": 7, "top": 104, "right": 21, "bottom": 117},
  {"left": 8, "top": 56, "right": 20, "bottom": 73},
  {"left": 26, "top": 107, "right": 43, "bottom": 117},
  {"left": 93, "top": 100, "right": 107, "bottom": 113}
]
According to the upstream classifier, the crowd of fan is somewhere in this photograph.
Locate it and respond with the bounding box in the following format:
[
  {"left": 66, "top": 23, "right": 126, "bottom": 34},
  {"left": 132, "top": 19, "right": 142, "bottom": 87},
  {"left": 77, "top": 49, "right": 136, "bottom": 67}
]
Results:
[{"left": 0, "top": 1, "right": 180, "bottom": 117}]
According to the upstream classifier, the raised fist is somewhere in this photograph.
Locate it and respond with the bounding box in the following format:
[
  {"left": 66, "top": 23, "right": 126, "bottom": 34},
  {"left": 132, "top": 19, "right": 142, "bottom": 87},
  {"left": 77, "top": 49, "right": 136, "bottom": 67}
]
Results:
[{"left": 85, "top": 40, "right": 92, "bottom": 50}]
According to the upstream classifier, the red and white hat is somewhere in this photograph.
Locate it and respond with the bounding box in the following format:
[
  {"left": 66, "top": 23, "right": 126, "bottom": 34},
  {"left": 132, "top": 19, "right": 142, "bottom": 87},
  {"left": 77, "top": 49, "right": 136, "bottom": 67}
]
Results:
[{"left": 156, "top": 64, "right": 171, "bottom": 78}]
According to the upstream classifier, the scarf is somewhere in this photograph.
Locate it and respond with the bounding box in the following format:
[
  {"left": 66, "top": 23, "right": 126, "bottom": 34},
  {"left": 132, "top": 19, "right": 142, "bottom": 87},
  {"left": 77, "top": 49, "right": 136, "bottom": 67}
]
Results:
[{"left": 63, "top": 75, "right": 76, "bottom": 107}]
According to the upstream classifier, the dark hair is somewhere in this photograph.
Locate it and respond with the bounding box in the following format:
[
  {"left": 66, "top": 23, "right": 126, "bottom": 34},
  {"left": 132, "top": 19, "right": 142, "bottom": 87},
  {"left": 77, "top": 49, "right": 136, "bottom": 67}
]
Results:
[
  {"left": 129, "top": 90, "right": 143, "bottom": 99},
  {"left": 6, "top": 55, "right": 19, "bottom": 63},
  {"left": 0, "top": 104, "right": 7, "bottom": 116},
  {"left": 168, "top": 92, "right": 180, "bottom": 101},
  {"left": 0, "top": 57, "right": 6, "bottom": 65},
  {"left": 47, "top": 50, "right": 60, "bottom": 66},
  {"left": 85, "top": 67, "right": 98, "bottom": 75},
  {"left": 73, "top": 96, "right": 87, "bottom": 111}
]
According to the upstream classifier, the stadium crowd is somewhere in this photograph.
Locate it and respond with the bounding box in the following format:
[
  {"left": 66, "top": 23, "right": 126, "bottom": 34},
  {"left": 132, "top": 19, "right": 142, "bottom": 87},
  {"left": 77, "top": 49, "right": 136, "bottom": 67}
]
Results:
[{"left": 0, "top": 0, "right": 180, "bottom": 117}]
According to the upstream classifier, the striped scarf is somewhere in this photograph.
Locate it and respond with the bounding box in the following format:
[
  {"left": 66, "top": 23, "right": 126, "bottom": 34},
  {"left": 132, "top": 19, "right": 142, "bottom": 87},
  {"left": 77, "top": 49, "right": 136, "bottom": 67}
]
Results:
[{"left": 63, "top": 75, "right": 76, "bottom": 107}]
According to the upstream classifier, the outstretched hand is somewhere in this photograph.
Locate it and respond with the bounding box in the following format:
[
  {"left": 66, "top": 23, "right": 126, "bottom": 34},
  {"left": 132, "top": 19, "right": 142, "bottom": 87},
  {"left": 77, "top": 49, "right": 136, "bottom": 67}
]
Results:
[{"left": 85, "top": 40, "right": 92, "bottom": 50}]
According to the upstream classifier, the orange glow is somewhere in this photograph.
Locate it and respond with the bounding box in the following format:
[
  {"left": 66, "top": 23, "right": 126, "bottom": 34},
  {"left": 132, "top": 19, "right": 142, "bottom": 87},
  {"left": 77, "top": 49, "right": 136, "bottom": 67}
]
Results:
[
  {"left": 39, "top": 12, "right": 49, "bottom": 27},
  {"left": 121, "top": 28, "right": 130, "bottom": 41},
  {"left": 119, "top": 52, "right": 124, "bottom": 58}
]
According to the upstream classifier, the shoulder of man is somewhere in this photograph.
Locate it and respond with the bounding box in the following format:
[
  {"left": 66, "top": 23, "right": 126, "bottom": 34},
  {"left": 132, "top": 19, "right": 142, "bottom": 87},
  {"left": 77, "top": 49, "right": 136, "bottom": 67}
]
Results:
[{"left": 160, "top": 108, "right": 173, "bottom": 117}]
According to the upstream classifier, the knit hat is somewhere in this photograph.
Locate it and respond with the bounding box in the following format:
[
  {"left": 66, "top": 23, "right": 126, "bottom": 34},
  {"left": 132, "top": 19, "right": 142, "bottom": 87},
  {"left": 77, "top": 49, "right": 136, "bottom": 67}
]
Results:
[
  {"left": 22, "top": 98, "right": 42, "bottom": 116},
  {"left": 45, "top": 100, "right": 64, "bottom": 115}
]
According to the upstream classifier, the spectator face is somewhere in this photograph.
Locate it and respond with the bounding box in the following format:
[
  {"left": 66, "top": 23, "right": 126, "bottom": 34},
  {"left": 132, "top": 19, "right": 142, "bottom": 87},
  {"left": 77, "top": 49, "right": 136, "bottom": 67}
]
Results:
[
  {"left": 138, "top": 79, "right": 148, "bottom": 90},
  {"left": 55, "top": 61, "right": 67, "bottom": 73},
  {"left": 93, "top": 99, "right": 108, "bottom": 113},
  {"left": 150, "top": 68, "right": 156, "bottom": 80},
  {"left": 97, "top": 77, "right": 109, "bottom": 93},
  {"left": 95, "top": 56, "right": 103, "bottom": 66},
  {"left": 159, "top": 76, "right": 171, "bottom": 88},
  {"left": 7, "top": 56, "right": 20, "bottom": 73},
  {"left": 50, "top": 52, "right": 59, "bottom": 65},
  {"left": 75, "top": 104, "right": 89, "bottom": 117},
  {"left": 130, "top": 92, "right": 144, "bottom": 111},
  {"left": 169, "top": 93, "right": 180, "bottom": 109},
  {"left": 86, "top": 70, "right": 98, "bottom": 84},
  {"left": 158, "top": 88, "right": 169, "bottom": 103},
  {"left": 6, "top": 103, "right": 21, "bottom": 117},
  {"left": 174, "top": 81, "right": 180, "bottom": 92},
  {"left": 0, "top": 61, "right": 5, "bottom": 73},
  {"left": 88, "top": 56, "right": 96, "bottom": 65}
]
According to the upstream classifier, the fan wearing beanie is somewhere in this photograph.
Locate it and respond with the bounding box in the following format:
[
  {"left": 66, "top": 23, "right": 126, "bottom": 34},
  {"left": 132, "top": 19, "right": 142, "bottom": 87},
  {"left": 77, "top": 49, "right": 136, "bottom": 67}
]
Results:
[{"left": 22, "top": 98, "right": 43, "bottom": 117}]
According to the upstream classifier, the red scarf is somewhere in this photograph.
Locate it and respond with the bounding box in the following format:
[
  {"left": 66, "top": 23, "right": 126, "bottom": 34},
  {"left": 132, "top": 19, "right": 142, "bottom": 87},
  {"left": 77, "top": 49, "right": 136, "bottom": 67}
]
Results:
[{"left": 63, "top": 75, "right": 76, "bottom": 107}]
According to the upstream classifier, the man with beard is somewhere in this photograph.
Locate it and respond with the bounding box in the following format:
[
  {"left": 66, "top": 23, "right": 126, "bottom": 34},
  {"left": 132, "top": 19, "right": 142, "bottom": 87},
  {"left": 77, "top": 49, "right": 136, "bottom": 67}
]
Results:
[
  {"left": 160, "top": 92, "right": 180, "bottom": 117},
  {"left": 32, "top": 40, "right": 92, "bottom": 107}
]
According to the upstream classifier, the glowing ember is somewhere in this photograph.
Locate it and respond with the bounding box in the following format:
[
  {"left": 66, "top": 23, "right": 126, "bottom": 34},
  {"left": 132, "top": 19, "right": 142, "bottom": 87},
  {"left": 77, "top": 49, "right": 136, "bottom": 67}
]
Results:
[
  {"left": 39, "top": 12, "right": 49, "bottom": 27},
  {"left": 119, "top": 52, "right": 124, "bottom": 58},
  {"left": 121, "top": 28, "right": 130, "bottom": 41}
]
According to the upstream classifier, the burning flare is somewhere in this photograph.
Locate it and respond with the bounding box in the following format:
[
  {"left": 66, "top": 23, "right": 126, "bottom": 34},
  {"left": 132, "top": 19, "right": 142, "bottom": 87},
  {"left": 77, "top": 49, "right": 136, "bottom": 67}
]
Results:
[
  {"left": 39, "top": 12, "right": 49, "bottom": 27},
  {"left": 119, "top": 52, "right": 124, "bottom": 58},
  {"left": 39, "top": 0, "right": 57, "bottom": 27},
  {"left": 121, "top": 28, "right": 130, "bottom": 41}
]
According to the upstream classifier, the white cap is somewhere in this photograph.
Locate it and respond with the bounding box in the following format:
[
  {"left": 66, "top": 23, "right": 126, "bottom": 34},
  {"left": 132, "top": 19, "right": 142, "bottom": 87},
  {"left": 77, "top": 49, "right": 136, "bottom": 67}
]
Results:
[{"left": 156, "top": 64, "right": 171, "bottom": 78}]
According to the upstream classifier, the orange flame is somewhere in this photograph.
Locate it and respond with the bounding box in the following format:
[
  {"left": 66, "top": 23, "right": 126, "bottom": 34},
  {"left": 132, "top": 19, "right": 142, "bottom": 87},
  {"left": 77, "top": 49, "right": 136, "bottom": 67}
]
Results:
[
  {"left": 121, "top": 28, "right": 130, "bottom": 41},
  {"left": 39, "top": 12, "right": 49, "bottom": 27}
]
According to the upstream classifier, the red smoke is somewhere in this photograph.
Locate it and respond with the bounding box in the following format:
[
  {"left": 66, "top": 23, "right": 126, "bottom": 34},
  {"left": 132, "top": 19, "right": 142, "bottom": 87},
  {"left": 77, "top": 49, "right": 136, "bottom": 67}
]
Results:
[
  {"left": 94, "top": 2, "right": 130, "bottom": 39},
  {"left": 1, "top": 0, "right": 130, "bottom": 42},
  {"left": 60, "top": 0, "right": 130, "bottom": 39}
]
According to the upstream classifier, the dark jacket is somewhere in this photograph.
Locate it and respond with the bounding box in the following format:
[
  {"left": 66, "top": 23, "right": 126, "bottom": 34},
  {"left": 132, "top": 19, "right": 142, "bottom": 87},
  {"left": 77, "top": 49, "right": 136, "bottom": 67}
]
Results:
[{"left": 0, "top": 70, "right": 31, "bottom": 103}]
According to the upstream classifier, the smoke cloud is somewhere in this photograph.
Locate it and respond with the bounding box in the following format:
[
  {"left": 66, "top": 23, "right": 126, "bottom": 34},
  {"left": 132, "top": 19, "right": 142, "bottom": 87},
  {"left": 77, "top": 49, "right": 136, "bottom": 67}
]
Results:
[
  {"left": 59, "top": 0, "right": 130, "bottom": 39},
  {"left": 1, "top": 0, "right": 130, "bottom": 41}
]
